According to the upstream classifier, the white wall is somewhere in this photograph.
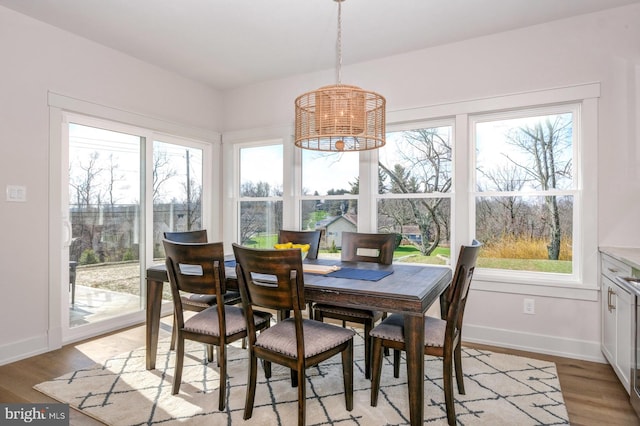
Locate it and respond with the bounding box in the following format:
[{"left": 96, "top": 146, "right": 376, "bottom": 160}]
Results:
[
  {"left": 222, "top": 4, "right": 640, "bottom": 361},
  {"left": 1, "top": 3, "right": 638, "bottom": 365},
  {"left": 0, "top": 7, "right": 222, "bottom": 363}
]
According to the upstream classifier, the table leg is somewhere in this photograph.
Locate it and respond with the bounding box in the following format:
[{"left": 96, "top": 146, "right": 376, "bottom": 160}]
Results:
[
  {"left": 405, "top": 314, "right": 424, "bottom": 426},
  {"left": 146, "top": 278, "right": 163, "bottom": 370}
]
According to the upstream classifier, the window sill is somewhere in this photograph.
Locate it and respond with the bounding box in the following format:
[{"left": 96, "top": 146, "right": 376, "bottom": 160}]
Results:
[{"left": 472, "top": 270, "right": 599, "bottom": 301}]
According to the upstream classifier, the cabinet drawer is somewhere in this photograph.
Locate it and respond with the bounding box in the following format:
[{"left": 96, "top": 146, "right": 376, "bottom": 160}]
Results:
[{"left": 602, "top": 254, "right": 632, "bottom": 283}]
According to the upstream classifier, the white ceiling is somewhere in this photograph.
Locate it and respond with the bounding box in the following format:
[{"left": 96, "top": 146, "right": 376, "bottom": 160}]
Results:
[{"left": 2, "top": 0, "right": 638, "bottom": 90}]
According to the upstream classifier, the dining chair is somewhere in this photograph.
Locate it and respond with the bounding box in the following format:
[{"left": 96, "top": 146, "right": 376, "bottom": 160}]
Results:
[
  {"left": 163, "top": 230, "right": 243, "bottom": 357},
  {"left": 369, "top": 240, "right": 482, "bottom": 426},
  {"left": 312, "top": 231, "right": 396, "bottom": 379},
  {"left": 163, "top": 240, "right": 272, "bottom": 410},
  {"left": 233, "top": 243, "right": 355, "bottom": 426},
  {"left": 278, "top": 229, "right": 322, "bottom": 319}
]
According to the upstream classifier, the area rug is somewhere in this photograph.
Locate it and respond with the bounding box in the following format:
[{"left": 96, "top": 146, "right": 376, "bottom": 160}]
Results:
[{"left": 34, "top": 331, "right": 569, "bottom": 425}]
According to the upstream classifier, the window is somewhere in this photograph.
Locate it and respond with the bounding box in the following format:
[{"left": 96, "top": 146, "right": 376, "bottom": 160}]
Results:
[
  {"left": 301, "top": 150, "right": 358, "bottom": 253},
  {"left": 471, "top": 106, "right": 578, "bottom": 276},
  {"left": 152, "top": 139, "right": 205, "bottom": 259},
  {"left": 64, "top": 114, "right": 212, "bottom": 337},
  {"left": 376, "top": 124, "right": 453, "bottom": 265},
  {"left": 237, "top": 143, "right": 283, "bottom": 248},
  {"left": 235, "top": 84, "right": 597, "bottom": 294}
]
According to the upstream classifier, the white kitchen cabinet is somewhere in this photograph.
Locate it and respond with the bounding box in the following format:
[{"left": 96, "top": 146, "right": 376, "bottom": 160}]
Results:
[{"left": 601, "top": 252, "right": 633, "bottom": 393}]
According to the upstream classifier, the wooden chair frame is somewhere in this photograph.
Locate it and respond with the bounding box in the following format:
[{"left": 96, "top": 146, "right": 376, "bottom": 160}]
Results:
[
  {"left": 233, "top": 243, "right": 354, "bottom": 426},
  {"left": 370, "top": 240, "right": 481, "bottom": 425},
  {"left": 313, "top": 231, "right": 396, "bottom": 378}
]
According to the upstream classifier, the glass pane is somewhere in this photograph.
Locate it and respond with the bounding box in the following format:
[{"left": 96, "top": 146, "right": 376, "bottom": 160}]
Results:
[
  {"left": 240, "top": 145, "right": 283, "bottom": 197},
  {"left": 377, "top": 198, "right": 450, "bottom": 265},
  {"left": 475, "top": 195, "right": 573, "bottom": 273},
  {"left": 379, "top": 126, "right": 452, "bottom": 194},
  {"left": 475, "top": 113, "right": 574, "bottom": 192},
  {"left": 239, "top": 200, "right": 283, "bottom": 248},
  {"left": 301, "top": 199, "right": 358, "bottom": 256},
  {"left": 152, "top": 141, "right": 204, "bottom": 260},
  {"left": 68, "top": 123, "right": 143, "bottom": 327},
  {"left": 302, "top": 150, "right": 359, "bottom": 196}
]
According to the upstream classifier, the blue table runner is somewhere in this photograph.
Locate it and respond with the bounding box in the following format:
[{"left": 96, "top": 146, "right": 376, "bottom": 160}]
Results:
[
  {"left": 226, "top": 259, "right": 392, "bottom": 282},
  {"left": 325, "top": 267, "right": 393, "bottom": 282}
]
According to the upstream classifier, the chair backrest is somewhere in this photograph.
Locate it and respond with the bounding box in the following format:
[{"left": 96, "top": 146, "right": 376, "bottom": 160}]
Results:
[
  {"left": 163, "top": 240, "right": 227, "bottom": 300},
  {"left": 340, "top": 232, "right": 396, "bottom": 265},
  {"left": 278, "top": 229, "right": 321, "bottom": 260},
  {"left": 233, "top": 244, "right": 306, "bottom": 315},
  {"left": 442, "top": 240, "right": 481, "bottom": 340},
  {"left": 163, "top": 230, "right": 208, "bottom": 243}
]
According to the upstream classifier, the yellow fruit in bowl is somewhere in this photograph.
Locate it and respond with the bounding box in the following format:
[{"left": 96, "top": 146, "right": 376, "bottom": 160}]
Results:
[
  {"left": 274, "top": 242, "right": 310, "bottom": 260},
  {"left": 273, "top": 242, "right": 293, "bottom": 250}
]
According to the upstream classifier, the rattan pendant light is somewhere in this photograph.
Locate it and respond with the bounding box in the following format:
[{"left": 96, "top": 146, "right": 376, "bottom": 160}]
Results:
[{"left": 294, "top": 0, "right": 386, "bottom": 152}]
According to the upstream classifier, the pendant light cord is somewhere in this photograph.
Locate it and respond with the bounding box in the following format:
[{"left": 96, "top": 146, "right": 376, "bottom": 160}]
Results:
[{"left": 336, "top": 0, "right": 342, "bottom": 85}]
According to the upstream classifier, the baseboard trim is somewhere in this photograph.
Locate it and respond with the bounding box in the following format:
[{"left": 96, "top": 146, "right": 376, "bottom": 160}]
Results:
[
  {"left": 462, "top": 323, "right": 606, "bottom": 363},
  {"left": 0, "top": 334, "right": 50, "bottom": 367}
]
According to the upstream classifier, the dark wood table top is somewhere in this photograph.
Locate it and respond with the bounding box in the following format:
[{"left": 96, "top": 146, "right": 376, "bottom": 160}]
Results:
[{"left": 147, "top": 258, "right": 452, "bottom": 317}]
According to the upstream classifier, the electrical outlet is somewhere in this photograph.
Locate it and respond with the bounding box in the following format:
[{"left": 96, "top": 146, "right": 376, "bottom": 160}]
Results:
[{"left": 523, "top": 298, "right": 535, "bottom": 315}]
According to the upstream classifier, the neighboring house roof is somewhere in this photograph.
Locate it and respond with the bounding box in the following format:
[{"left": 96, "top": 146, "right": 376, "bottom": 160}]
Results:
[{"left": 315, "top": 214, "right": 357, "bottom": 229}]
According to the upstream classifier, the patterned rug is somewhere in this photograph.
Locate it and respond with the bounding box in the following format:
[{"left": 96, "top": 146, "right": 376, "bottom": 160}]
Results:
[{"left": 34, "top": 331, "right": 569, "bottom": 425}]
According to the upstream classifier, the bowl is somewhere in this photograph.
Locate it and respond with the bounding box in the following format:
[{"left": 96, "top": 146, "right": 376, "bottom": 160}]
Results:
[{"left": 274, "top": 242, "right": 310, "bottom": 260}]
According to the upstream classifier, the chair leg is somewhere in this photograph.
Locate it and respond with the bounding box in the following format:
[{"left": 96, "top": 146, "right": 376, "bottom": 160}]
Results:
[
  {"left": 207, "top": 345, "right": 214, "bottom": 363},
  {"left": 370, "top": 337, "right": 383, "bottom": 406},
  {"left": 393, "top": 349, "right": 401, "bottom": 378},
  {"left": 243, "top": 351, "right": 258, "bottom": 420},
  {"left": 297, "top": 367, "right": 307, "bottom": 426},
  {"left": 172, "top": 336, "right": 185, "bottom": 395},
  {"left": 382, "top": 312, "right": 389, "bottom": 356},
  {"left": 364, "top": 320, "right": 373, "bottom": 379},
  {"left": 218, "top": 344, "right": 226, "bottom": 411},
  {"left": 443, "top": 353, "right": 456, "bottom": 426},
  {"left": 170, "top": 316, "right": 177, "bottom": 351},
  {"left": 262, "top": 359, "right": 271, "bottom": 378},
  {"left": 342, "top": 340, "right": 354, "bottom": 411},
  {"left": 454, "top": 342, "right": 465, "bottom": 394}
]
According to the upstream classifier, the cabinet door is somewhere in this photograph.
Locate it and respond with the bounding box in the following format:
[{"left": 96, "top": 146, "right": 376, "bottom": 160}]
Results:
[
  {"left": 602, "top": 279, "right": 616, "bottom": 364},
  {"left": 617, "top": 284, "right": 632, "bottom": 392}
]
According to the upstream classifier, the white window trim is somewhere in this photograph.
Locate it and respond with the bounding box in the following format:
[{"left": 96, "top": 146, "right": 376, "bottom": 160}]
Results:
[
  {"left": 48, "top": 92, "right": 218, "bottom": 346},
  {"left": 227, "top": 137, "right": 286, "bottom": 250},
  {"left": 386, "top": 83, "right": 599, "bottom": 300}
]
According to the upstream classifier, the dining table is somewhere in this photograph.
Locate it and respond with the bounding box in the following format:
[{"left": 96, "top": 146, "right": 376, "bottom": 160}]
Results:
[{"left": 146, "top": 257, "right": 452, "bottom": 426}]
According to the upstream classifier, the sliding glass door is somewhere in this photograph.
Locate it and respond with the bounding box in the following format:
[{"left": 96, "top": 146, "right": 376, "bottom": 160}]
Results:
[
  {"left": 67, "top": 122, "right": 143, "bottom": 328},
  {"left": 63, "top": 114, "right": 208, "bottom": 338}
]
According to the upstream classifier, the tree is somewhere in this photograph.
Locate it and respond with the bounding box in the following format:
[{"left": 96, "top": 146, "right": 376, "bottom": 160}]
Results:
[
  {"left": 152, "top": 150, "right": 177, "bottom": 203},
  {"left": 378, "top": 128, "right": 452, "bottom": 255},
  {"left": 475, "top": 164, "right": 527, "bottom": 242},
  {"left": 504, "top": 115, "right": 572, "bottom": 260},
  {"left": 239, "top": 181, "right": 283, "bottom": 245}
]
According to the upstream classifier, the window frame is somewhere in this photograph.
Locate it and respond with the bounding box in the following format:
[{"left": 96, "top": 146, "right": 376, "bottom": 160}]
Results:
[
  {"left": 469, "top": 103, "right": 582, "bottom": 285},
  {"left": 374, "top": 119, "right": 456, "bottom": 262},
  {"left": 233, "top": 139, "right": 285, "bottom": 247},
  {"left": 381, "top": 83, "right": 598, "bottom": 299},
  {"left": 224, "top": 83, "right": 599, "bottom": 300},
  {"left": 48, "top": 92, "right": 218, "bottom": 345}
]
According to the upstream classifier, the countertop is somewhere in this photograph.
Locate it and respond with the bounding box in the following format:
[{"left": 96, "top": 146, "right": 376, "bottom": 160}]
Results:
[{"left": 600, "top": 247, "right": 640, "bottom": 271}]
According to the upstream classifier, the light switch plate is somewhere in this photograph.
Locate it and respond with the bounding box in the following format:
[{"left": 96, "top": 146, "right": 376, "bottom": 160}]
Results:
[{"left": 6, "top": 185, "right": 27, "bottom": 202}]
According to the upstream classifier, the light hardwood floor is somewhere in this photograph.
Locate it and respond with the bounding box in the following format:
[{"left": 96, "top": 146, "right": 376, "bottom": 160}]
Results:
[{"left": 1, "top": 320, "right": 638, "bottom": 426}]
